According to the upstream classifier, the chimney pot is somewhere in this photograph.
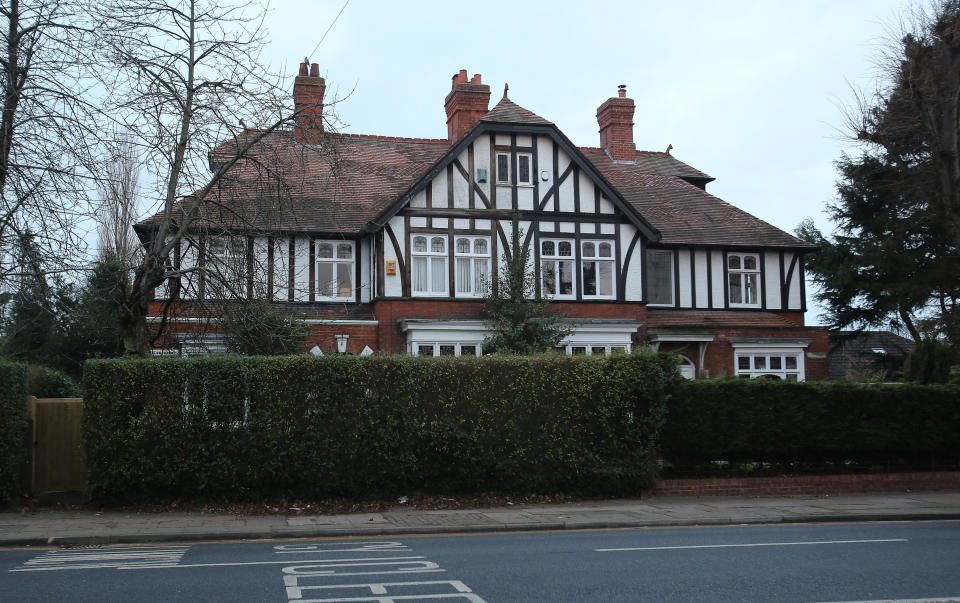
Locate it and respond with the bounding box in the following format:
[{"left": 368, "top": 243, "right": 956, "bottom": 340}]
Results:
[
  {"left": 618, "top": 84, "right": 627, "bottom": 98},
  {"left": 293, "top": 60, "right": 326, "bottom": 144},
  {"left": 444, "top": 67, "right": 490, "bottom": 141}
]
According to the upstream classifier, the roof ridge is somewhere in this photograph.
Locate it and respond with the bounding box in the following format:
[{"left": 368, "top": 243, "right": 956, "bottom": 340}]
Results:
[{"left": 336, "top": 132, "right": 451, "bottom": 144}]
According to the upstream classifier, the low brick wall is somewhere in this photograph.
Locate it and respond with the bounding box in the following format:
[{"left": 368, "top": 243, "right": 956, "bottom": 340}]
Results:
[{"left": 654, "top": 472, "right": 960, "bottom": 497}]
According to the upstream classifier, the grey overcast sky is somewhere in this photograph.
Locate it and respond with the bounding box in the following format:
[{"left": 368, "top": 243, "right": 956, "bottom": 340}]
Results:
[{"left": 258, "top": 0, "right": 908, "bottom": 325}]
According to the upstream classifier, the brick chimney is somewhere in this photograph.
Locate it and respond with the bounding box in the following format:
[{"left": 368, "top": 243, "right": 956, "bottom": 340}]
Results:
[
  {"left": 597, "top": 85, "right": 636, "bottom": 162},
  {"left": 444, "top": 69, "right": 490, "bottom": 141},
  {"left": 294, "top": 58, "right": 326, "bottom": 144}
]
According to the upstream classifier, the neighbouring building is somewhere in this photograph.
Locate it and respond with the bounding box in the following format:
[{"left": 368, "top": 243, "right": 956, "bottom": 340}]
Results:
[
  {"left": 828, "top": 330, "right": 915, "bottom": 381},
  {"left": 135, "top": 62, "right": 829, "bottom": 380}
]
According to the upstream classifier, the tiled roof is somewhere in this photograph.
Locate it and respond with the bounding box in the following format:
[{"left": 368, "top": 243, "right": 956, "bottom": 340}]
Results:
[
  {"left": 139, "top": 130, "right": 451, "bottom": 235},
  {"left": 646, "top": 310, "right": 803, "bottom": 329},
  {"left": 582, "top": 150, "right": 813, "bottom": 248},
  {"left": 137, "top": 117, "right": 810, "bottom": 250},
  {"left": 827, "top": 330, "right": 915, "bottom": 380},
  {"left": 480, "top": 96, "right": 553, "bottom": 125},
  {"left": 579, "top": 148, "right": 712, "bottom": 181}
]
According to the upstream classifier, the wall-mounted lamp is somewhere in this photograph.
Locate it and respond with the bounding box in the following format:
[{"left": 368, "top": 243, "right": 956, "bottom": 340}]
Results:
[{"left": 335, "top": 334, "right": 350, "bottom": 354}]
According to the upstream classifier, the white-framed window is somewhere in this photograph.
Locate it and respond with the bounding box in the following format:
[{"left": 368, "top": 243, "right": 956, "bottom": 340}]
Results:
[
  {"left": 517, "top": 153, "right": 532, "bottom": 185},
  {"left": 454, "top": 236, "right": 490, "bottom": 297},
  {"left": 735, "top": 351, "right": 803, "bottom": 380},
  {"left": 495, "top": 152, "right": 533, "bottom": 185},
  {"left": 646, "top": 249, "right": 674, "bottom": 305},
  {"left": 557, "top": 344, "right": 629, "bottom": 356},
  {"left": 205, "top": 236, "right": 246, "bottom": 298},
  {"left": 496, "top": 153, "right": 510, "bottom": 184},
  {"left": 581, "top": 240, "right": 615, "bottom": 298},
  {"left": 679, "top": 356, "right": 696, "bottom": 380},
  {"left": 315, "top": 240, "right": 354, "bottom": 300},
  {"left": 415, "top": 342, "right": 482, "bottom": 357},
  {"left": 540, "top": 239, "right": 575, "bottom": 298},
  {"left": 411, "top": 235, "right": 448, "bottom": 296},
  {"left": 728, "top": 252, "right": 760, "bottom": 307}
]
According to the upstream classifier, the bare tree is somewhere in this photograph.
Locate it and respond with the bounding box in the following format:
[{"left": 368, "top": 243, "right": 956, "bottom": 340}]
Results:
[
  {"left": 0, "top": 0, "right": 99, "bottom": 290},
  {"left": 95, "top": 137, "right": 141, "bottom": 265},
  {"left": 92, "top": 0, "right": 337, "bottom": 355}
]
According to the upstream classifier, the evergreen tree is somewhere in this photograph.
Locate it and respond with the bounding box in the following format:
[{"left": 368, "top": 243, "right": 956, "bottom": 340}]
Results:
[{"left": 483, "top": 214, "right": 571, "bottom": 354}]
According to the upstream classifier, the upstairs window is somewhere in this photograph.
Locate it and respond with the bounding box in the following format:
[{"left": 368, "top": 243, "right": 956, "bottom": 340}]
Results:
[
  {"left": 454, "top": 237, "right": 490, "bottom": 297},
  {"left": 496, "top": 153, "right": 510, "bottom": 184},
  {"left": 728, "top": 253, "right": 760, "bottom": 307},
  {"left": 646, "top": 249, "right": 674, "bottom": 305},
  {"left": 540, "top": 239, "right": 575, "bottom": 298},
  {"left": 205, "top": 236, "right": 246, "bottom": 298},
  {"left": 581, "top": 240, "right": 615, "bottom": 298},
  {"left": 316, "top": 240, "right": 354, "bottom": 300},
  {"left": 495, "top": 152, "right": 533, "bottom": 185},
  {"left": 516, "top": 153, "right": 532, "bottom": 185},
  {"left": 412, "top": 235, "right": 448, "bottom": 296}
]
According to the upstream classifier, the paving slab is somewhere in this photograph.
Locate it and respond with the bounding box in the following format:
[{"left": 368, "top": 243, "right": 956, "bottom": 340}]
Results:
[{"left": 1, "top": 491, "right": 959, "bottom": 547}]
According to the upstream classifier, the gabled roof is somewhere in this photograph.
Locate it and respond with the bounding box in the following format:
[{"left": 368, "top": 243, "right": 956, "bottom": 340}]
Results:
[
  {"left": 136, "top": 131, "right": 450, "bottom": 236},
  {"left": 480, "top": 95, "right": 553, "bottom": 125},
  {"left": 136, "top": 97, "right": 810, "bottom": 250}
]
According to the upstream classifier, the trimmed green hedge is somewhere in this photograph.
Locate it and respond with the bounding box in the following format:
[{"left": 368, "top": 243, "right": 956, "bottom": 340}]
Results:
[
  {"left": 0, "top": 361, "right": 28, "bottom": 505},
  {"left": 82, "top": 352, "right": 677, "bottom": 504},
  {"left": 661, "top": 379, "right": 960, "bottom": 473}
]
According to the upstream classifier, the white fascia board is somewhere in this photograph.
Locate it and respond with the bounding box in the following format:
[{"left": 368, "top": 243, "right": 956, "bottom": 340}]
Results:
[
  {"left": 146, "top": 316, "right": 379, "bottom": 326},
  {"left": 648, "top": 332, "right": 716, "bottom": 343},
  {"left": 729, "top": 338, "right": 810, "bottom": 349}
]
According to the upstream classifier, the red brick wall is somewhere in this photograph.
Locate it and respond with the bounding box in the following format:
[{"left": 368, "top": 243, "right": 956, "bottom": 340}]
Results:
[
  {"left": 655, "top": 472, "right": 960, "bottom": 497},
  {"left": 372, "top": 299, "right": 648, "bottom": 354},
  {"left": 657, "top": 325, "right": 829, "bottom": 381}
]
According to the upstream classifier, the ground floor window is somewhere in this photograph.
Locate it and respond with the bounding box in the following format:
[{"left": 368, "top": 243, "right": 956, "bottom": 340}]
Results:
[
  {"left": 734, "top": 350, "right": 803, "bottom": 380},
  {"left": 679, "top": 355, "right": 696, "bottom": 379},
  {"left": 414, "top": 342, "right": 481, "bottom": 357},
  {"left": 558, "top": 344, "right": 629, "bottom": 356}
]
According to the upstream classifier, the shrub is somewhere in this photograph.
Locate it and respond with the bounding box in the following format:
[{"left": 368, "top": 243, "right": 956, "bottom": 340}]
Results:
[
  {"left": 0, "top": 361, "right": 28, "bottom": 505},
  {"left": 661, "top": 379, "right": 960, "bottom": 474},
  {"left": 27, "top": 365, "right": 81, "bottom": 398},
  {"left": 82, "top": 351, "right": 676, "bottom": 504},
  {"left": 903, "top": 339, "right": 954, "bottom": 383}
]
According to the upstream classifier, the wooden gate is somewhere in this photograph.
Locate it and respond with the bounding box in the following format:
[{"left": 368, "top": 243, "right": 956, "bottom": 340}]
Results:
[{"left": 28, "top": 397, "right": 86, "bottom": 493}]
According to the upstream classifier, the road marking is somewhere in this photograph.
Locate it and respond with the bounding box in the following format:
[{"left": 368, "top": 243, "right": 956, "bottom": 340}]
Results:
[
  {"left": 596, "top": 538, "right": 908, "bottom": 552},
  {"left": 117, "top": 555, "right": 429, "bottom": 571},
  {"left": 10, "top": 546, "right": 189, "bottom": 571},
  {"left": 814, "top": 598, "right": 960, "bottom": 603}
]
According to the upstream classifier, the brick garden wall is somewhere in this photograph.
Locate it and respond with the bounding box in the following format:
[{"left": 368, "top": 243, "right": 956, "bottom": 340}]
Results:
[{"left": 654, "top": 472, "right": 960, "bottom": 497}]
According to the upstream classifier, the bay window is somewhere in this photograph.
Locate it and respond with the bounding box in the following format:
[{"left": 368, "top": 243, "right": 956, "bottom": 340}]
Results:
[{"left": 412, "top": 235, "right": 448, "bottom": 296}]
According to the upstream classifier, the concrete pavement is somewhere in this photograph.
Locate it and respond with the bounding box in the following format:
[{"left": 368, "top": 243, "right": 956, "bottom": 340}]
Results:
[{"left": 2, "top": 491, "right": 959, "bottom": 547}]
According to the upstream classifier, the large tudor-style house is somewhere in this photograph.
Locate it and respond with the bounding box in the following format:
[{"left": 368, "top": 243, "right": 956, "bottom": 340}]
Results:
[{"left": 136, "top": 61, "right": 829, "bottom": 380}]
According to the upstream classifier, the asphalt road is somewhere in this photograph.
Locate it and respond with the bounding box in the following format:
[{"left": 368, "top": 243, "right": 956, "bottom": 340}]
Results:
[{"left": 1, "top": 521, "right": 958, "bottom": 602}]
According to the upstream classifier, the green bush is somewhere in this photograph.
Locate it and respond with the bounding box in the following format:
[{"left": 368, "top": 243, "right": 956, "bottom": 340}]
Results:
[
  {"left": 27, "top": 365, "right": 81, "bottom": 398},
  {"left": 0, "top": 361, "right": 28, "bottom": 505},
  {"left": 82, "top": 351, "right": 677, "bottom": 504},
  {"left": 661, "top": 379, "right": 960, "bottom": 474},
  {"left": 903, "top": 339, "right": 954, "bottom": 384}
]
